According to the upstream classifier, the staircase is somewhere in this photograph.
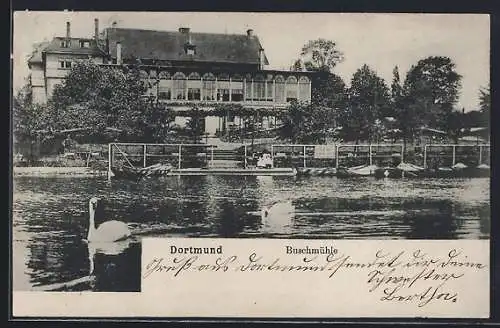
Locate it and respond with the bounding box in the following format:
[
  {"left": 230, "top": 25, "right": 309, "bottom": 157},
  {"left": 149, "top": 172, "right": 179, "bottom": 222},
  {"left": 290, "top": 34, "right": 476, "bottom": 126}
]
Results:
[{"left": 208, "top": 149, "right": 242, "bottom": 168}]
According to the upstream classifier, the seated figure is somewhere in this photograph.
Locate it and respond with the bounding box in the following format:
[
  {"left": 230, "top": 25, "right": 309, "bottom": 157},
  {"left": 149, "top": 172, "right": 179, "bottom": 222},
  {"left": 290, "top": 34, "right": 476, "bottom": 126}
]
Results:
[{"left": 257, "top": 153, "right": 273, "bottom": 168}]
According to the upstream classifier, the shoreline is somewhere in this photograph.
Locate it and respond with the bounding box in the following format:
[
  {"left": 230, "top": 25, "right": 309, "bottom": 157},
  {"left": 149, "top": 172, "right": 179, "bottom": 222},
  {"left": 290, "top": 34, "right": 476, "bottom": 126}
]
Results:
[{"left": 13, "top": 166, "right": 107, "bottom": 177}]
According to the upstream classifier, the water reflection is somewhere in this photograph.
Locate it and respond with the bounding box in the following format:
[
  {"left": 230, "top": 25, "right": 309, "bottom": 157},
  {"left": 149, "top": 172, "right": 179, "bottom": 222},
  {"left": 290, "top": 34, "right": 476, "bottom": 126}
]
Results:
[{"left": 12, "top": 175, "right": 489, "bottom": 291}]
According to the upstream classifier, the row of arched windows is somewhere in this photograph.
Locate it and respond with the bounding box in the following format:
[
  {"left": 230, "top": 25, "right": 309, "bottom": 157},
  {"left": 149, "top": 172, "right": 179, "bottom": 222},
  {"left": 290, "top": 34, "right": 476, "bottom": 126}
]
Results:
[{"left": 142, "top": 71, "right": 311, "bottom": 103}]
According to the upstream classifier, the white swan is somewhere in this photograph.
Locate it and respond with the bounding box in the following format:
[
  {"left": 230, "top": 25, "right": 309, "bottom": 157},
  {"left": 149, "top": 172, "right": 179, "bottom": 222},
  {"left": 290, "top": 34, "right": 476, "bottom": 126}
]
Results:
[
  {"left": 87, "top": 197, "right": 131, "bottom": 243},
  {"left": 261, "top": 201, "right": 295, "bottom": 219},
  {"left": 260, "top": 201, "right": 296, "bottom": 233}
]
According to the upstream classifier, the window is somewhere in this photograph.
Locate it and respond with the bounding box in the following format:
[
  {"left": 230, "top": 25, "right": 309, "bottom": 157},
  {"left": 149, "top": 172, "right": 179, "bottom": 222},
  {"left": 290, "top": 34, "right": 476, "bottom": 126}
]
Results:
[
  {"left": 173, "top": 73, "right": 187, "bottom": 100},
  {"left": 244, "top": 79, "right": 252, "bottom": 101},
  {"left": 266, "top": 81, "right": 273, "bottom": 101},
  {"left": 286, "top": 76, "right": 298, "bottom": 102},
  {"left": 79, "top": 40, "right": 91, "bottom": 48},
  {"left": 298, "top": 76, "right": 310, "bottom": 101},
  {"left": 274, "top": 76, "right": 285, "bottom": 103},
  {"left": 158, "top": 80, "right": 172, "bottom": 100},
  {"left": 231, "top": 89, "right": 243, "bottom": 102},
  {"left": 185, "top": 44, "right": 196, "bottom": 56},
  {"left": 158, "top": 89, "right": 171, "bottom": 100},
  {"left": 217, "top": 89, "right": 230, "bottom": 102},
  {"left": 60, "top": 40, "right": 70, "bottom": 48},
  {"left": 188, "top": 88, "right": 201, "bottom": 100},
  {"left": 59, "top": 60, "right": 72, "bottom": 69},
  {"left": 253, "top": 75, "right": 265, "bottom": 101},
  {"left": 202, "top": 73, "right": 216, "bottom": 101}
]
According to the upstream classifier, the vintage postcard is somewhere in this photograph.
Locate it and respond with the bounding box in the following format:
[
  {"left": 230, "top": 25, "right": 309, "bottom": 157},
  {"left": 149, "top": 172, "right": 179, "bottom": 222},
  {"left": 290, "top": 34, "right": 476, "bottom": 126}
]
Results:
[{"left": 11, "top": 11, "right": 490, "bottom": 319}]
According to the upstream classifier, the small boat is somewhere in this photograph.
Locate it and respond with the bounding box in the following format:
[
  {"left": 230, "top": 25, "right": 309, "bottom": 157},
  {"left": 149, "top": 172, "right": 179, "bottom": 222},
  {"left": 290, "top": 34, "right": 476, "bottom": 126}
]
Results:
[
  {"left": 375, "top": 162, "right": 424, "bottom": 179},
  {"left": 111, "top": 163, "right": 174, "bottom": 180},
  {"left": 374, "top": 167, "right": 404, "bottom": 179},
  {"left": 417, "top": 162, "right": 489, "bottom": 178},
  {"left": 337, "top": 164, "right": 378, "bottom": 177}
]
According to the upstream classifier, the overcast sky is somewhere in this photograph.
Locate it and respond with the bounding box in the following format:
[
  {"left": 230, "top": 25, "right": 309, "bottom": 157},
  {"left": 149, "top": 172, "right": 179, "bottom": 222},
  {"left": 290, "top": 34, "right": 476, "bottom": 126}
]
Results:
[{"left": 12, "top": 12, "right": 489, "bottom": 111}]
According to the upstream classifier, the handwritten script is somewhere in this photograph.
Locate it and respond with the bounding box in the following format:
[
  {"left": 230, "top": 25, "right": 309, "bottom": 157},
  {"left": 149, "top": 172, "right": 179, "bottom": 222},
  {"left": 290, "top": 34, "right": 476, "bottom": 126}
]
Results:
[{"left": 143, "top": 248, "right": 487, "bottom": 308}]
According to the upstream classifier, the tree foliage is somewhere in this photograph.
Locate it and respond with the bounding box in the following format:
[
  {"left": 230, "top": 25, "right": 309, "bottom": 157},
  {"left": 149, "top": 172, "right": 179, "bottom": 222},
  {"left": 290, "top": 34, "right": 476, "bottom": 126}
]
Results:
[
  {"left": 390, "top": 66, "right": 403, "bottom": 118},
  {"left": 479, "top": 84, "right": 490, "bottom": 114},
  {"left": 12, "top": 84, "right": 54, "bottom": 159},
  {"left": 401, "top": 56, "right": 462, "bottom": 132},
  {"left": 344, "top": 64, "right": 391, "bottom": 142},
  {"left": 49, "top": 60, "right": 174, "bottom": 142},
  {"left": 184, "top": 106, "right": 205, "bottom": 143},
  {"left": 293, "top": 39, "right": 344, "bottom": 73},
  {"left": 279, "top": 101, "right": 334, "bottom": 144}
]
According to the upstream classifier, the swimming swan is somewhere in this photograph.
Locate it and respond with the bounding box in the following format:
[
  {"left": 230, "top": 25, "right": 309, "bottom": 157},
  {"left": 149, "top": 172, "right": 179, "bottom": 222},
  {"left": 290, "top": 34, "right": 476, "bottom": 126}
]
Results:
[
  {"left": 87, "top": 197, "right": 131, "bottom": 243},
  {"left": 261, "top": 200, "right": 295, "bottom": 219}
]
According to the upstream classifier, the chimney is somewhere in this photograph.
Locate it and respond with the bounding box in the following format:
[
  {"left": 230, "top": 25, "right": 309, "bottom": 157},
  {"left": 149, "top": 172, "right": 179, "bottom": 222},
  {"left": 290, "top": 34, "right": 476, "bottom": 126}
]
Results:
[
  {"left": 116, "top": 42, "right": 122, "bottom": 65},
  {"left": 94, "top": 18, "right": 99, "bottom": 41},
  {"left": 259, "top": 48, "right": 265, "bottom": 70},
  {"left": 179, "top": 27, "right": 191, "bottom": 43},
  {"left": 66, "top": 21, "right": 71, "bottom": 40},
  {"left": 246, "top": 29, "right": 254, "bottom": 37}
]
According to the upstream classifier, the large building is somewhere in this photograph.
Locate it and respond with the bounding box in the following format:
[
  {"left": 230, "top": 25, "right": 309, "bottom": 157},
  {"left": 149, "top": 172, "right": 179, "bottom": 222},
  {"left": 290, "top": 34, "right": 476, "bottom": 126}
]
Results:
[{"left": 27, "top": 19, "right": 314, "bottom": 136}]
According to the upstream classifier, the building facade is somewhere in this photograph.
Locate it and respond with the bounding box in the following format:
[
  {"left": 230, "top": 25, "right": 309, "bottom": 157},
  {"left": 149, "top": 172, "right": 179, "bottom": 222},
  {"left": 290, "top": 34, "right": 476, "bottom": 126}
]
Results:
[{"left": 27, "top": 19, "right": 314, "bottom": 136}]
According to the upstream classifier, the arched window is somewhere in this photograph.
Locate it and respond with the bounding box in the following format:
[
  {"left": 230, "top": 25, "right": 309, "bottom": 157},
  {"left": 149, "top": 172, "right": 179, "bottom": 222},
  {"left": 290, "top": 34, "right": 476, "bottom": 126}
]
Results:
[
  {"left": 286, "top": 76, "right": 298, "bottom": 102},
  {"left": 231, "top": 74, "right": 243, "bottom": 102},
  {"left": 217, "top": 73, "right": 230, "bottom": 81},
  {"left": 202, "top": 73, "right": 216, "bottom": 101},
  {"left": 173, "top": 72, "right": 187, "bottom": 100},
  {"left": 158, "top": 71, "right": 170, "bottom": 79},
  {"left": 266, "top": 74, "right": 273, "bottom": 101},
  {"left": 187, "top": 73, "right": 201, "bottom": 100},
  {"left": 298, "top": 76, "right": 310, "bottom": 101},
  {"left": 244, "top": 74, "right": 252, "bottom": 101},
  {"left": 188, "top": 72, "right": 201, "bottom": 80},
  {"left": 253, "top": 75, "right": 265, "bottom": 101},
  {"left": 231, "top": 74, "right": 243, "bottom": 81},
  {"left": 274, "top": 75, "right": 285, "bottom": 103},
  {"left": 217, "top": 73, "right": 230, "bottom": 101}
]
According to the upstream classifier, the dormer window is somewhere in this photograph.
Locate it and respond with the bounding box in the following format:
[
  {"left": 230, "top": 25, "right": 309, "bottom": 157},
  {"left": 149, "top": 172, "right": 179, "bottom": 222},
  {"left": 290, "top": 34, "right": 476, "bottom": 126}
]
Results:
[
  {"left": 60, "top": 40, "right": 70, "bottom": 48},
  {"left": 79, "top": 40, "right": 91, "bottom": 48},
  {"left": 185, "top": 43, "right": 196, "bottom": 56}
]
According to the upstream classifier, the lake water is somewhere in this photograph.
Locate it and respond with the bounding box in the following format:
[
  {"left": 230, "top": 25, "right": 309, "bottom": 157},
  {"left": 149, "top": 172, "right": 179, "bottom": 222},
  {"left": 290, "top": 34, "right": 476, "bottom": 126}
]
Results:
[{"left": 12, "top": 175, "right": 490, "bottom": 292}]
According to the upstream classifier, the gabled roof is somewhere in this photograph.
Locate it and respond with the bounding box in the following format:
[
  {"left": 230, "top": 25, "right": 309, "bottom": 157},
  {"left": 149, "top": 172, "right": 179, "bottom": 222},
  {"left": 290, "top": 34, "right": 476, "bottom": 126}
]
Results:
[
  {"left": 40, "top": 37, "right": 106, "bottom": 57},
  {"left": 105, "top": 27, "right": 270, "bottom": 65}
]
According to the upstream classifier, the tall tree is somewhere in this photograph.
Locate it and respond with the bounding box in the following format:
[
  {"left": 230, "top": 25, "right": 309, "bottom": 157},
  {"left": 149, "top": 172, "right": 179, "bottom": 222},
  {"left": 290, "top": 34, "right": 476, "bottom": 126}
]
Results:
[
  {"left": 293, "top": 39, "right": 344, "bottom": 73},
  {"left": 402, "top": 56, "right": 462, "bottom": 134},
  {"left": 310, "top": 71, "right": 348, "bottom": 135},
  {"left": 345, "top": 64, "right": 391, "bottom": 143},
  {"left": 390, "top": 66, "right": 403, "bottom": 118}
]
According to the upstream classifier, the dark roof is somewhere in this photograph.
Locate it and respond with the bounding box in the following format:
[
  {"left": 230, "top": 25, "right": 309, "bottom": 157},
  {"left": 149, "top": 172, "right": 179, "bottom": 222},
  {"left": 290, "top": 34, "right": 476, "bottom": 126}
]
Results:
[
  {"left": 105, "top": 28, "right": 270, "bottom": 65},
  {"left": 41, "top": 37, "right": 106, "bottom": 57},
  {"left": 27, "top": 41, "right": 50, "bottom": 65}
]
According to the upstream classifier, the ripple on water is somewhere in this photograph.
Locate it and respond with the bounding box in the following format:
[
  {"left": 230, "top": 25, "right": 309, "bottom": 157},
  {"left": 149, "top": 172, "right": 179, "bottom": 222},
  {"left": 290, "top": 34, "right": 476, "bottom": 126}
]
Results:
[{"left": 12, "top": 175, "right": 490, "bottom": 291}]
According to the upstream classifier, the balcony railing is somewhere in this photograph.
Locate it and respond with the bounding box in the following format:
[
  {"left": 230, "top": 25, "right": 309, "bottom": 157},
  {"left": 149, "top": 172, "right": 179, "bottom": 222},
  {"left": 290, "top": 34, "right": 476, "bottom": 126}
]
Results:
[{"left": 142, "top": 96, "right": 293, "bottom": 109}]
